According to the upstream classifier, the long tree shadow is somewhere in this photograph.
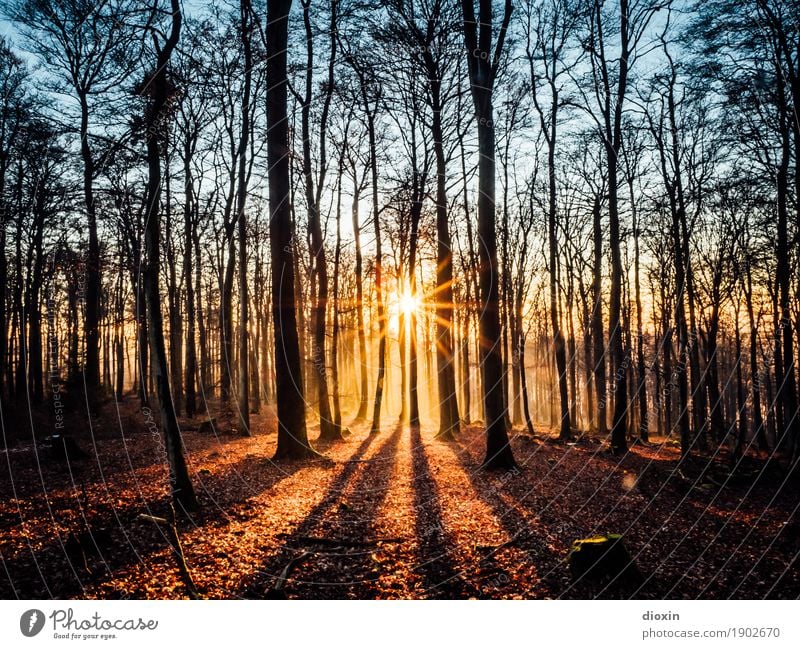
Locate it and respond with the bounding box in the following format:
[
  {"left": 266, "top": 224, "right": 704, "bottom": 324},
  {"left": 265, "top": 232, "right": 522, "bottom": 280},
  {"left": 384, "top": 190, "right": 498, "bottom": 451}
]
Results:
[
  {"left": 185, "top": 454, "right": 308, "bottom": 527},
  {"left": 0, "top": 456, "right": 307, "bottom": 599},
  {"left": 446, "top": 442, "right": 570, "bottom": 598},
  {"left": 409, "top": 426, "right": 480, "bottom": 598},
  {"left": 238, "top": 427, "right": 397, "bottom": 598},
  {"left": 0, "top": 424, "right": 277, "bottom": 514}
]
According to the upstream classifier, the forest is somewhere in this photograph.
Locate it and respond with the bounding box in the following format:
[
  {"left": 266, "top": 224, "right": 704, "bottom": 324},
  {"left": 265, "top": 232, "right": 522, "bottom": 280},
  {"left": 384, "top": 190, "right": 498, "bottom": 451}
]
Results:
[{"left": 0, "top": 0, "right": 798, "bottom": 600}]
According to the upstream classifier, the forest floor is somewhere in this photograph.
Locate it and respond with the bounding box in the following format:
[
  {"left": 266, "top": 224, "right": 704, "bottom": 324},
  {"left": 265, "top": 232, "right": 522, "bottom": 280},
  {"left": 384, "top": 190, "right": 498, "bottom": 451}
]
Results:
[{"left": 1, "top": 398, "right": 799, "bottom": 599}]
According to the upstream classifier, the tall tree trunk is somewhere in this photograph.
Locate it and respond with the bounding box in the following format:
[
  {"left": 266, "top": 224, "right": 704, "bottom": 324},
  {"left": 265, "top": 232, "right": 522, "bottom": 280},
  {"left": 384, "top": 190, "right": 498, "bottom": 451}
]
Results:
[
  {"left": 475, "top": 109, "right": 514, "bottom": 467},
  {"left": 461, "top": 305, "right": 471, "bottom": 424},
  {"left": 461, "top": 0, "right": 515, "bottom": 469},
  {"left": 267, "top": 0, "right": 314, "bottom": 459},
  {"left": 367, "top": 93, "right": 387, "bottom": 436},
  {"left": 733, "top": 299, "right": 746, "bottom": 460},
  {"left": 399, "top": 309, "right": 408, "bottom": 421},
  {"left": 236, "top": 0, "right": 253, "bottom": 435},
  {"left": 351, "top": 185, "right": 369, "bottom": 421},
  {"left": 591, "top": 193, "right": 607, "bottom": 435},
  {"left": 511, "top": 302, "right": 523, "bottom": 426},
  {"left": 165, "top": 158, "right": 183, "bottom": 416},
  {"left": 409, "top": 180, "right": 422, "bottom": 428},
  {"left": 547, "top": 106, "right": 570, "bottom": 441},
  {"left": 744, "top": 259, "right": 766, "bottom": 451},
  {"left": 706, "top": 293, "right": 726, "bottom": 443},
  {"left": 665, "top": 69, "right": 706, "bottom": 450},
  {"left": 183, "top": 136, "right": 197, "bottom": 418},
  {"left": 78, "top": 91, "right": 101, "bottom": 405},
  {"left": 517, "top": 280, "right": 535, "bottom": 437},
  {"left": 606, "top": 138, "right": 627, "bottom": 454},
  {"left": 302, "top": 0, "right": 339, "bottom": 441},
  {"left": 331, "top": 172, "right": 343, "bottom": 431},
  {"left": 135, "top": 258, "right": 149, "bottom": 405},
  {"left": 429, "top": 68, "right": 460, "bottom": 439},
  {"left": 142, "top": 1, "right": 198, "bottom": 512},
  {"left": 774, "top": 67, "right": 799, "bottom": 457},
  {"left": 500, "top": 150, "right": 512, "bottom": 431},
  {"left": 194, "top": 232, "right": 209, "bottom": 401},
  {"left": 220, "top": 235, "right": 236, "bottom": 405},
  {"left": 115, "top": 275, "right": 124, "bottom": 401},
  {"left": 567, "top": 288, "right": 577, "bottom": 428},
  {"left": 581, "top": 286, "right": 595, "bottom": 430},
  {"left": 630, "top": 181, "right": 648, "bottom": 442},
  {"left": 668, "top": 182, "right": 691, "bottom": 453}
]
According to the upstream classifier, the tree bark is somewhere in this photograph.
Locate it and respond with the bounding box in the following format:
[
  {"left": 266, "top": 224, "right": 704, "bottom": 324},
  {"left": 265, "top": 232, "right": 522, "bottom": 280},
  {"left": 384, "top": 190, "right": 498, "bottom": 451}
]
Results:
[
  {"left": 427, "top": 53, "right": 460, "bottom": 440},
  {"left": 236, "top": 0, "right": 254, "bottom": 435},
  {"left": 302, "top": 0, "right": 340, "bottom": 441},
  {"left": 460, "top": 0, "right": 516, "bottom": 470},
  {"left": 267, "top": 0, "right": 315, "bottom": 459},
  {"left": 141, "top": 0, "right": 198, "bottom": 512}
]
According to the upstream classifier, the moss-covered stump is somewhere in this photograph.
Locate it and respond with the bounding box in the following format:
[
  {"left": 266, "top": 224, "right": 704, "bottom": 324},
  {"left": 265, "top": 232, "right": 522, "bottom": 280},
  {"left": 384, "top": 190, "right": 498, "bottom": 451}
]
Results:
[{"left": 567, "top": 534, "right": 640, "bottom": 583}]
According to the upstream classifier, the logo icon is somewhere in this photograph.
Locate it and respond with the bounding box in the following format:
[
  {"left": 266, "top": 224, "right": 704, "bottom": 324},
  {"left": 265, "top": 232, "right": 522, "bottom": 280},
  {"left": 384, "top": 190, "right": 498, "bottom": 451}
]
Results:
[{"left": 20, "top": 609, "right": 45, "bottom": 637}]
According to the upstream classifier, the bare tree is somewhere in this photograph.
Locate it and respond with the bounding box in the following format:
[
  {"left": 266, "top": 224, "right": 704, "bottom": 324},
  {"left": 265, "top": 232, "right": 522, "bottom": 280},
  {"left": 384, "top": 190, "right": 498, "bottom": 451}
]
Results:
[
  {"left": 460, "top": 0, "right": 516, "bottom": 469},
  {"left": 583, "top": 0, "right": 664, "bottom": 454},
  {"left": 140, "top": 0, "right": 198, "bottom": 511},
  {"left": 9, "top": 0, "right": 147, "bottom": 404},
  {"left": 298, "top": 0, "right": 342, "bottom": 441},
  {"left": 268, "top": 0, "right": 315, "bottom": 459},
  {"left": 523, "top": 0, "right": 585, "bottom": 442}
]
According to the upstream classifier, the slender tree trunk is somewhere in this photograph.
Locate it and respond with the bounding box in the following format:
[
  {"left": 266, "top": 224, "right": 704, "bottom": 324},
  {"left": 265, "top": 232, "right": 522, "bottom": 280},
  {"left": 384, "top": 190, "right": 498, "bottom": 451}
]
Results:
[
  {"left": 567, "top": 290, "right": 577, "bottom": 427},
  {"left": 606, "top": 142, "right": 627, "bottom": 454},
  {"left": 461, "top": 305, "right": 471, "bottom": 424},
  {"left": 78, "top": 92, "right": 101, "bottom": 405},
  {"left": 461, "top": 0, "right": 515, "bottom": 469},
  {"left": 141, "top": 2, "right": 198, "bottom": 512},
  {"left": 706, "top": 295, "right": 726, "bottom": 443},
  {"left": 745, "top": 261, "right": 766, "bottom": 450},
  {"left": 580, "top": 284, "right": 594, "bottom": 430},
  {"left": 591, "top": 194, "right": 607, "bottom": 435},
  {"left": 665, "top": 73, "right": 705, "bottom": 450},
  {"left": 667, "top": 182, "right": 691, "bottom": 454},
  {"left": 301, "top": 0, "right": 339, "bottom": 441},
  {"left": 220, "top": 234, "right": 236, "bottom": 405},
  {"left": 250, "top": 260, "right": 262, "bottom": 413},
  {"left": 775, "top": 79, "right": 799, "bottom": 456},
  {"left": 511, "top": 302, "right": 523, "bottom": 426},
  {"left": 165, "top": 158, "right": 183, "bottom": 416},
  {"left": 517, "top": 282, "right": 535, "bottom": 437},
  {"left": 332, "top": 173, "right": 343, "bottom": 431},
  {"left": 733, "top": 301, "right": 746, "bottom": 460},
  {"left": 399, "top": 309, "right": 408, "bottom": 421},
  {"left": 134, "top": 259, "right": 149, "bottom": 405},
  {"left": 429, "top": 76, "right": 460, "bottom": 439},
  {"left": 548, "top": 119, "right": 570, "bottom": 441},
  {"left": 354, "top": 82, "right": 386, "bottom": 435},
  {"left": 236, "top": 0, "right": 253, "bottom": 435},
  {"left": 115, "top": 280, "right": 124, "bottom": 400},
  {"left": 630, "top": 185, "right": 648, "bottom": 442},
  {"left": 183, "top": 137, "right": 197, "bottom": 418},
  {"left": 409, "top": 187, "right": 422, "bottom": 428},
  {"left": 476, "top": 116, "right": 513, "bottom": 467},
  {"left": 194, "top": 233, "right": 209, "bottom": 401},
  {"left": 351, "top": 185, "right": 369, "bottom": 422},
  {"left": 267, "top": 0, "right": 314, "bottom": 459}
]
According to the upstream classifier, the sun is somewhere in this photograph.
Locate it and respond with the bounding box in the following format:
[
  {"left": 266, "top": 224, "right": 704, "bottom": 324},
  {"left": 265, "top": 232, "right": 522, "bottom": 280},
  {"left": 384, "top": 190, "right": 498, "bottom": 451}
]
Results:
[{"left": 398, "top": 291, "right": 420, "bottom": 316}]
